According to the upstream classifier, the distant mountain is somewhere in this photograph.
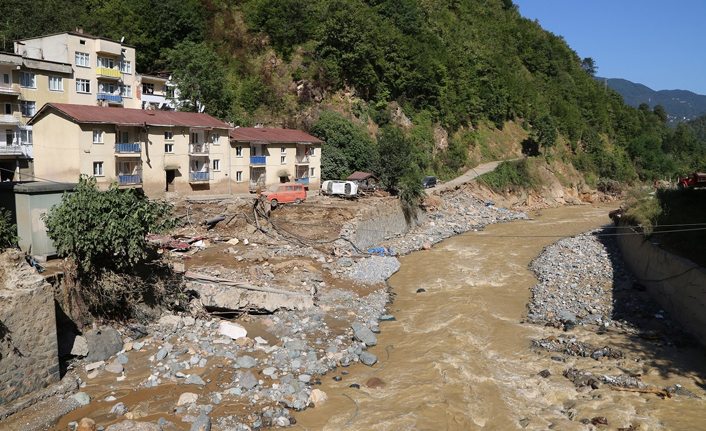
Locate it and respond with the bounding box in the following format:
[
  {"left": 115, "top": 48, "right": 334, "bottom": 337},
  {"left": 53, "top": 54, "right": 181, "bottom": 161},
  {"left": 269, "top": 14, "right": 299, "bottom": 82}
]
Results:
[{"left": 597, "top": 77, "right": 706, "bottom": 125}]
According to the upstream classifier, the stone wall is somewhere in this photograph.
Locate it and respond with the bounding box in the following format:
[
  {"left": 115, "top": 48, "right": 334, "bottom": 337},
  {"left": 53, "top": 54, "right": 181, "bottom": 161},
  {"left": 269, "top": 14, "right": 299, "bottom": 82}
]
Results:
[
  {"left": 342, "top": 199, "right": 426, "bottom": 251},
  {"left": 615, "top": 224, "right": 706, "bottom": 347},
  {"left": 0, "top": 250, "right": 59, "bottom": 405}
]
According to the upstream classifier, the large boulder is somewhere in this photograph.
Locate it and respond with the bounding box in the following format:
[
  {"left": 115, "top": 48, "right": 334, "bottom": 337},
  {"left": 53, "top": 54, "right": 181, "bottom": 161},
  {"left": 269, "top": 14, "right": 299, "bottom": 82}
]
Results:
[{"left": 84, "top": 327, "right": 123, "bottom": 362}]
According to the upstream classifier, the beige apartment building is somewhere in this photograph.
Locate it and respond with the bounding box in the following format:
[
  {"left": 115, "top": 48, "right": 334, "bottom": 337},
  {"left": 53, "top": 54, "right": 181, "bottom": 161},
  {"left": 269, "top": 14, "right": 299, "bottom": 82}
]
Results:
[
  {"left": 0, "top": 52, "right": 72, "bottom": 180},
  {"left": 29, "top": 103, "right": 232, "bottom": 197},
  {"left": 14, "top": 29, "right": 139, "bottom": 109},
  {"left": 229, "top": 128, "right": 322, "bottom": 193}
]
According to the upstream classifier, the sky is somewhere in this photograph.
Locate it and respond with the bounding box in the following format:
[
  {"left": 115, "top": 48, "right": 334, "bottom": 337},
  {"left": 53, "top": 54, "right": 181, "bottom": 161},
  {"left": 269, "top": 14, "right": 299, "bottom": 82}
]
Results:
[{"left": 511, "top": 0, "right": 706, "bottom": 95}]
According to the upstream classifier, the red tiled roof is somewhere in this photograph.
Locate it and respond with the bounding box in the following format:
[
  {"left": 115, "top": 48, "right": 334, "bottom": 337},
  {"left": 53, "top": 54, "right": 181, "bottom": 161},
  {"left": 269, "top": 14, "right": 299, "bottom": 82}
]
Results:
[
  {"left": 229, "top": 127, "right": 323, "bottom": 144},
  {"left": 30, "top": 103, "right": 231, "bottom": 129}
]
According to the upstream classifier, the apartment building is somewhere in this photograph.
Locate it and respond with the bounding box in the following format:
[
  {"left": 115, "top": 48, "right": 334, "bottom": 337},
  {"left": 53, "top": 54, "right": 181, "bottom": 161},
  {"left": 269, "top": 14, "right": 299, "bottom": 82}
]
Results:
[
  {"left": 0, "top": 52, "right": 72, "bottom": 180},
  {"left": 229, "top": 128, "right": 322, "bottom": 193},
  {"left": 14, "top": 29, "right": 139, "bottom": 110},
  {"left": 29, "top": 103, "right": 232, "bottom": 197},
  {"left": 138, "top": 72, "right": 179, "bottom": 111}
]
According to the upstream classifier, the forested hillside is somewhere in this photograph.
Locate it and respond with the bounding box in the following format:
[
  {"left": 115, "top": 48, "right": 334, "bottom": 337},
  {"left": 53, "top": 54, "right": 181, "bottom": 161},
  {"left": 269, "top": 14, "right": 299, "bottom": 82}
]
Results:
[{"left": 3, "top": 0, "right": 705, "bottom": 187}]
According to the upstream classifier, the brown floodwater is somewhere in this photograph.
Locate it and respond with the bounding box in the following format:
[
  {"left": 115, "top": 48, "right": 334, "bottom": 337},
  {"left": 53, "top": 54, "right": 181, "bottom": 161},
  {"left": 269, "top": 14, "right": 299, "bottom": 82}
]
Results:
[{"left": 296, "top": 203, "right": 706, "bottom": 431}]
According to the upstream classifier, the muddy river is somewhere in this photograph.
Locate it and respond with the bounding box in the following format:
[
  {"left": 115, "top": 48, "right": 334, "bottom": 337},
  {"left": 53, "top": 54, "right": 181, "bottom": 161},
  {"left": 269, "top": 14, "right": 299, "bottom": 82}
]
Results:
[{"left": 296, "top": 203, "right": 706, "bottom": 430}]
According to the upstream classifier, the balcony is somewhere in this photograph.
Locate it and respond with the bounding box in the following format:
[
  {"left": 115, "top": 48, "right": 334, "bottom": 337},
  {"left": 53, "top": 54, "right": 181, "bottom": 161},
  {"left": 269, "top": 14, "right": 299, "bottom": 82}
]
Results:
[
  {"left": 189, "top": 171, "right": 210, "bottom": 182},
  {"left": 0, "top": 83, "right": 20, "bottom": 96},
  {"left": 118, "top": 174, "right": 142, "bottom": 185},
  {"left": 97, "top": 67, "right": 121, "bottom": 79},
  {"left": 250, "top": 156, "right": 266, "bottom": 165},
  {"left": 115, "top": 142, "right": 141, "bottom": 154},
  {"left": 0, "top": 145, "right": 24, "bottom": 156},
  {"left": 97, "top": 94, "right": 123, "bottom": 104},
  {"left": 0, "top": 114, "right": 19, "bottom": 125},
  {"left": 189, "top": 143, "right": 208, "bottom": 154},
  {"left": 295, "top": 155, "right": 310, "bottom": 164}
]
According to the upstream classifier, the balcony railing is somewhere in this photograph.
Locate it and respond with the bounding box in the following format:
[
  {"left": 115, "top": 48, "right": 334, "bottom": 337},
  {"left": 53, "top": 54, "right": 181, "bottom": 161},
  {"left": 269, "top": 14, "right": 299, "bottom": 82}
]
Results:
[
  {"left": 0, "top": 114, "right": 19, "bottom": 124},
  {"left": 118, "top": 174, "right": 142, "bottom": 185},
  {"left": 189, "top": 171, "right": 210, "bottom": 182},
  {"left": 97, "top": 67, "right": 121, "bottom": 79},
  {"left": 189, "top": 143, "right": 208, "bottom": 154},
  {"left": 295, "top": 177, "right": 310, "bottom": 185},
  {"left": 0, "top": 83, "right": 20, "bottom": 96},
  {"left": 0, "top": 145, "right": 24, "bottom": 156},
  {"left": 115, "top": 143, "right": 141, "bottom": 153},
  {"left": 250, "top": 156, "right": 266, "bottom": 165},
  {"left": 97, "top": 93, "right": 123, "bottom": 103},
  {"left": 295, "top": 155, "right": 310, "bottom": 164}
]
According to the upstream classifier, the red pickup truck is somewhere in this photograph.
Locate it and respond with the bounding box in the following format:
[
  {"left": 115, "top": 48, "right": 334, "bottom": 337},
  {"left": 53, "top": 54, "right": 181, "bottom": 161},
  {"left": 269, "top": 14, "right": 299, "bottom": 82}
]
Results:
[{"left": 678, "top": 172, "right": 706, "bottom": 189}]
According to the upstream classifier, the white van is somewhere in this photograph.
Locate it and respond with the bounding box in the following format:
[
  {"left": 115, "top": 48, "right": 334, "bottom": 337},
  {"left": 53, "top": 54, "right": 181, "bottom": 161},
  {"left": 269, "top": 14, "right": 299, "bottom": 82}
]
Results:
[{"left": 321, "top": 180, "right": 358, "bottom": 197}]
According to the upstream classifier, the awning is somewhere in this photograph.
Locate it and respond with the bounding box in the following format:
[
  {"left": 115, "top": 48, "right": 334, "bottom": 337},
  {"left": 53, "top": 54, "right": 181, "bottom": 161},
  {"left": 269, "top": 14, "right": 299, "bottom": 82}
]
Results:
[{"left": 164, "top": 164, "right": 180, "bottom": 170}]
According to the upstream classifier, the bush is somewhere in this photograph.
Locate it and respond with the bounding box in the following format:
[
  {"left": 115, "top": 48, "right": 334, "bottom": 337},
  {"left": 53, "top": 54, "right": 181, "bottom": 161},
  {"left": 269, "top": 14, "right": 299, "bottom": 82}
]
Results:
[
  {"left": 0, "top": 208, "right": 19, "bottom": 249},
  {"left": 478, "top": 159, "right": 539, "bottom": 192}
]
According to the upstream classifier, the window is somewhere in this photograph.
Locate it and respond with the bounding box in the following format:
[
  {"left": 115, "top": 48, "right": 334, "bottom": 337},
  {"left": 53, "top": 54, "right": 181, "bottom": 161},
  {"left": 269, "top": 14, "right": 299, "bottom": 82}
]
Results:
[
  {"left": 119, "top": 131, "right": 129, "bottom": 143},
  {"left": 166, "top": 86, "right": 175, "bottom": 98},
  {"left": 93, "top": 162, "right": 104, "bottom": 177},
  {"left": 211, "top": 133, "right": 220, "bottom": 145},
  {"left": 98, "top": 82, "right": 115, "bottom": 94},
  {"left": 310, "top": 167, "right": 316, "bottom": 177},
  {"left": 213, "top": 159, "right": 220, "bottom": 171},
  {"left": 190, "top": 132, "right": 199, "bottom": 144},
  {"left": 2, "top": 73, "right": 9, "bottom": 84},
  {"left": 97, "top": 57, "right": 114, "bottom": 68},
  {"left": 48, "top": 76, "right": 63, "bottom": 91},
  {"left": 93, "top": 130, "right": 103, "bottom": 143},
  {"left": 142, "top": 83, "right": 154, "bottom": 94},
  {"left": 76, "top": 78, "right": 91, "bottom": 93},
  {"left": 118, "top": 84, "right": 131, "bottom": 97},
  {"left": 79, "top": 40, "right": 86, "bottom": 45},
  {"left": 75, "top": 52, "right": 90, "bottom": 67},
  {"left": 164, "top": 131, "right": 173, "bottom": 140},
  {"left": 20, "top": 101, "right": 36, "bottom": 117},
  {"left": 20, "top": 72, "right": 35, "bottom": 88},
  {"left": 281, "top": 155, "right": 286, "bottom": 164},
  {"left": 4, "top": 103, "right": 11, "bottom": 115},
  {"left": 20, "top": 129, "right": 32, "bottom": 145},
  {"left": 236, "top": 171, "right": 243, "bottom": 182},
  {"left": 309, "top": 147, "right": 316, "bottom": 156},
  {"left": 165, "top": 143, "right": 174, "bottom": 153},
  {"left": 118, "top": 60, "right": 131, "bottom": 74},
  {"left": 281, "top": 147, "right": 286, "bottom": 154}
]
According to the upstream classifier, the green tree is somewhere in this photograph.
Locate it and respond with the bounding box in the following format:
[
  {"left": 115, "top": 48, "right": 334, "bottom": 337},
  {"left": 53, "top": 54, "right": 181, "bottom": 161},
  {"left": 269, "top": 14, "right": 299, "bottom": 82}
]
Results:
[
  {"left": 532, "top": 113, "right": 558, "bottom": 153},
  {"left": 581, "top": 57, "right": 597, "bottom": 76},
  {"left": 167, "top": 41, "right": 233, "bottom": 119},
  {"left": 43, "top": 176, "right": 177, "bottom": 273},
  {"left": 376, "top": 126, "right": 413, "bottom": 190},
  {"left": 0, "top": 208, "right": 19, "bottom": 248}
]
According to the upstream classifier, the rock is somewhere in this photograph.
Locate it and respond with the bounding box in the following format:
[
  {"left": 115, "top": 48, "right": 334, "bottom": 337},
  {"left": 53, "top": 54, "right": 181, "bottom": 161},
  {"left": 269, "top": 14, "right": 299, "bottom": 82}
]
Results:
[
  {"left": 71, "top": 392, "right": 91, "bottom": 407},
  {"left": 105, "top": 420, "right": 163, "bottom": 431},
  {"left": 110, "top": 402, "right": 129, "bottom": 415},
  {"left": 116, "top": 354, "right": 129, "bottom": 364},
  {"left": 416, "top": 288, "right": 426, "bottom": 293},
  {"left": 184, "top": 375, "right": 206, "bottom": 386},
  {"left": 156, "top": 343, "right": 173, "bottom": 361},
  {"left": 538, "top": 370, "right": 551, "bottom": 378},
  {"left": 85, "top": 328, "right": 124, "bottom": 362},
  {"left": 379, "top": 315, "right": 396, "bottom": 322},
  {"left": 360, "top": 352, "right": 378, "bottom": 366},
  {"left": 236, "top": 355, "right": 257, "bottom": 368},
  {"left": 85, "top": 361, "right": 105, "bottom": 372},
  {"left": 177, "top": 393, "right": 199, "bottom": 406},
  {"left": 308, "top": 389, "right": 328, "bottom": 406},
  {"left": 190, "top": 413, "right": 211, "bottom": 431},
  {"left": 77, "top": 418, "right": 96, "bottom": 431},
  {"left": 351, "top": 323, "right": 377, "bottom": 347},
  {"left": 105, "top": 362, "right": 124, "bottom": 374},
  {"left": 366, "top": 377, "right": 386, "bottom": 389},
  {"left": 239, "top": 371, "right": 258, "bottom": 390},
  {"left": 218, "top": 321, "right": 248, "bottom": 340},
  {"left": 71, "top": 336, "right": 89, "bottom": 357}
]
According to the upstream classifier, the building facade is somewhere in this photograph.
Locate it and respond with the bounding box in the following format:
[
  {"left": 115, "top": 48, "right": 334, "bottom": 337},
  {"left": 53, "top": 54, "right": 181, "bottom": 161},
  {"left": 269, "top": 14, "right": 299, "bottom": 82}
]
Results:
[
  {"left": 29, "top": 104, "right": 232, "bottom": 197},
  {"left": 229, "top": 128, "right": 322, "bottom": 193}
]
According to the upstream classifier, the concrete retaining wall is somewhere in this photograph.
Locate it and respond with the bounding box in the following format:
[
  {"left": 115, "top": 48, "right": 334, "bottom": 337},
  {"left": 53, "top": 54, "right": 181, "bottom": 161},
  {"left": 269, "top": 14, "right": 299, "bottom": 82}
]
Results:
[
  {"left": 343, "top": 199, "right": 426, "bottom": 251},
  {"left": 0, "top": 251, "right": 59, "bottom": 405},
  {"left": 615, "top": 224, "right": 706, "bottom": 347}
]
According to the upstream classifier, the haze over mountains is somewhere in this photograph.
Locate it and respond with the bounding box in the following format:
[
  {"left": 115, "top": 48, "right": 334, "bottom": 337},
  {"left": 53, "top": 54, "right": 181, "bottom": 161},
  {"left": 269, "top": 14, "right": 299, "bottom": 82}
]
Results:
[{"left": 599, "top": 77, "right": 706, "bottom": 125}]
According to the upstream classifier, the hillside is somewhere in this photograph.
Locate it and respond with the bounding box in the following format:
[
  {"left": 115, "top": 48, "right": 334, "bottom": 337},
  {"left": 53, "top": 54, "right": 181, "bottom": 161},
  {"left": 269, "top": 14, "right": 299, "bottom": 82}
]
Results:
[
  {"left": 599, "top": 77, "right": 706, "bottom": 124},
  {"left": 3, "top": 0, "right": 706, "bottom": 184}
]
